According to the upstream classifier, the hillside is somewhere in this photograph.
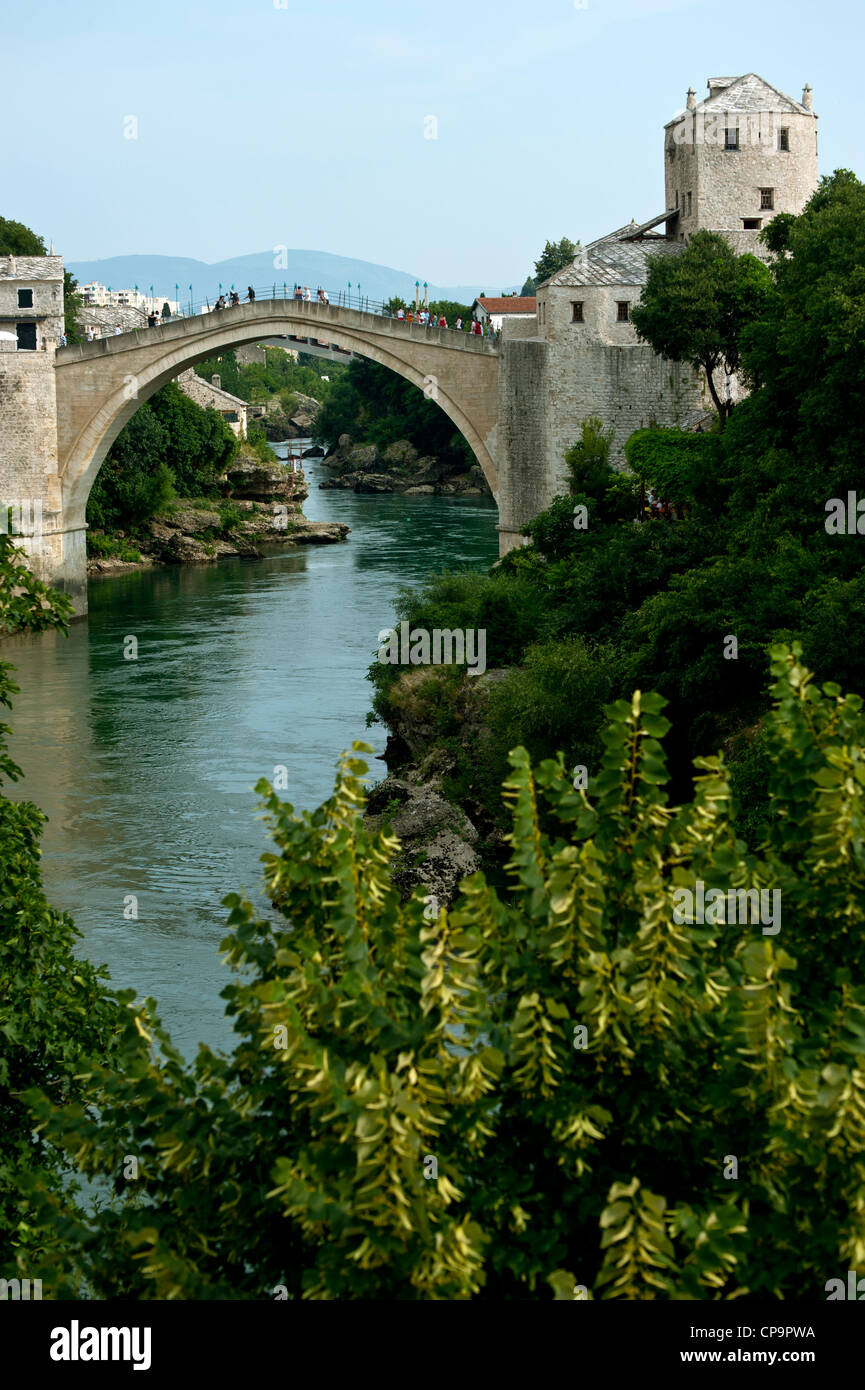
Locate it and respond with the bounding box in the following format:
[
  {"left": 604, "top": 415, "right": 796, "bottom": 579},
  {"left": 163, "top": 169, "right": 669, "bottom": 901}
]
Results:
[{"left": 67, "top": 247, "right": 518, "bottom": 307}]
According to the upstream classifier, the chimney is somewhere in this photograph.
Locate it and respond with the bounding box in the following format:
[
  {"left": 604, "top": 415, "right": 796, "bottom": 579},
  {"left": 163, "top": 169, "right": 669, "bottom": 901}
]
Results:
[
  {"left": 211, "top": 373, "right": 221, "bottom": 389},
  {"left": 686, "top": 86, "right": 697, "bottom": 110},
  {"left": 802, "top": 83, "right": 813, "bottom": 110}
]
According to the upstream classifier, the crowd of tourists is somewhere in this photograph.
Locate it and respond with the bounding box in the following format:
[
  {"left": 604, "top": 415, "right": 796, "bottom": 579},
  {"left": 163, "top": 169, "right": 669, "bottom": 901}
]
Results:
[{"left": 393, "top": 306, "right": 498, "bottom": 336}]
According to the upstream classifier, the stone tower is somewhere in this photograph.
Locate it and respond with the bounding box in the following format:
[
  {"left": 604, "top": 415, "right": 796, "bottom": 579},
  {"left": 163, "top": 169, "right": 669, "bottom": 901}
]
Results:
[
  {"left": 664, "top": 74, "right": 819, "bottom": 252},
  {"left": 0, "top": 256, "right": 82, "bottom": 602}
]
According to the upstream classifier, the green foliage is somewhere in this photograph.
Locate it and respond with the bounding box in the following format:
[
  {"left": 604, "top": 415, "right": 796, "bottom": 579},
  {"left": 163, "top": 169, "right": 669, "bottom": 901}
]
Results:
[
  {"left": 16, "top": 649, "right": 865, "bottom": 1300},
  {"left": 630, "top": 230, "right": 773, "bottom": 426},
  {"left": 0, "top": 217, "right": 46, "bottom": 255},
  {"left": 564, "top": 415, "right": 614, "bottom": 494},
  {"left": 396, "top": 171, "right": 865, "bottom": 827},
  {"left": 533, "top": 237, "right": 577, "bottom": 285},
  {"left": 314, "top": 357, "right": 472, "bottom": 467},
  {"left": 86, "top": 383, "right": 238, "bottom": 533},
  {"left": 193, "top": 347, "right": 342, "bottom": 407},
  {"left": 741, "top": 169, "right": 865, "bottom": 479},
  {"left": 63, "top": 271, "right": 83, "bottom": 345},
  {"left": 367, "top": 569, "right": 550, "bottom": 726},
  {"left": 487, "top": 636, "right": 617, "bottom": 771},
  {"left": 427, "top": 300, "right": 473, "bottom": 325},
  {"left": 86, "top": 532, "right": 142, "bottom": 563},
  {"left": 246, "top": 419, "right": 279, "bottom": 463},
  {"left": 624, "top": 428, "right": 724, "bottom": 511}
]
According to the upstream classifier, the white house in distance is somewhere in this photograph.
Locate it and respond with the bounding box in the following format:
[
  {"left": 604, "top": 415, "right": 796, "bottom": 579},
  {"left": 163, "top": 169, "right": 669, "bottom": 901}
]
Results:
[
  {"left": 471, "top": 295, "right": 537, "bottom": 330},
  {"left": 80, "top": 282, "right": 180, "bottom": 316},
  {"left": 175, "top": 368, "right": 248, "bottom": 438}
]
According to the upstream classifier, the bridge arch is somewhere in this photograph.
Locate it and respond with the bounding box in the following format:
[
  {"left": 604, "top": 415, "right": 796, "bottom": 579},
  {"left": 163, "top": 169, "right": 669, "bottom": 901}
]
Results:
[{"left": 55, "top": 301, "right": 502, "bottom": 533}]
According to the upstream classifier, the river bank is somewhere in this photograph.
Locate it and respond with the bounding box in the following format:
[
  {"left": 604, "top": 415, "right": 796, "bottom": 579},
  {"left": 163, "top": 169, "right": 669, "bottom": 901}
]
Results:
[
  {"left": 319, "top": 434, "right": 490, "bottom": 497},
  {"left": 86, "top": 441, "right": 348, "bottom": 577}
]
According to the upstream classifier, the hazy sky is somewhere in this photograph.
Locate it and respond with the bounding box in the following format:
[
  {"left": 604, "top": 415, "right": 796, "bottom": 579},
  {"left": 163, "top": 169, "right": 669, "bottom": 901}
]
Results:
[{"left": 7, "top": 0, "right": 862, "bottom": 285}]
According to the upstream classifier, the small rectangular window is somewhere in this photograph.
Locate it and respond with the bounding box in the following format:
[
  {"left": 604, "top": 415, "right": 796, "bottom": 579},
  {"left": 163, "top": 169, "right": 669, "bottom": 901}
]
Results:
[
  {"left": 725, "top": 126, "right": 739, "bottom": 149},
  {"left": 760, "top": 187, "right": 774, "bottom": 209},
  {"left": 742, "top": 218, "right": 762, "bottom": 230},
  {"left": 16, "top": 322, "right": 37, "bottom": 351},
  {"left": 675, "top": 190, "right": 679, "bottom": 208},
  {"left": 778, "top": 127, "right": 789, "bottom": 151},
  {"left": 572, "top": 302, "right": 584, "bottom": 322},
  {"left": 17, "top": 288, "right": 34, "bottom": 308},
  {"left": 687, "top": 191, "right": 692, "bottom": 216},
  {"left": 616, "top": 301, "right": 630, "bottom": 322}
]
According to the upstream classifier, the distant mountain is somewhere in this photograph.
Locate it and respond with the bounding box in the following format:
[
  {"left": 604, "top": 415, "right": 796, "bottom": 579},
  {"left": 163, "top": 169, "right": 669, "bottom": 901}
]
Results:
[{"left": 67, "top": 248, "right": 519, "bottom": 308}]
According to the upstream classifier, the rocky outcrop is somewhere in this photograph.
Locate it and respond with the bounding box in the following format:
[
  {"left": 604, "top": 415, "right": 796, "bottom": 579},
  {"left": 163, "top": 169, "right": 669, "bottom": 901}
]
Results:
[
  {"left": 318, "top": 435, "right": 491, "bottom": 497},
  {"left": 364, "top": 775, "right": 481, "bottom": 907},
  {"left": 223, "top": 455, "right": 308, "bottom": 505},
  {"left": 262, "top": 392, "right": 321, "bottom": 441},
  {"left": 362, "top": 666, "right": 514, "bottom": 906},
  {"left": 86, "top": 456, "right": 348, "bottom": 576}
]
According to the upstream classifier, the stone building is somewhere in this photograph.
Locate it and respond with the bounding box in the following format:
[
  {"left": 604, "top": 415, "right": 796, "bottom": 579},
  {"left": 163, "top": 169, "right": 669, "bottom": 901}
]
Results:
[
  {"left": 175, "top": 368, "right": 248, "bottom": 437},
  {"left": 525, "top": 73, "right": 820, "bottom": 487},
  {"left": 664, "top": 74, "right": 818, "bottom": 254},
  {"left": 0, "top": 255, "right": 66, "bottom": 589}
]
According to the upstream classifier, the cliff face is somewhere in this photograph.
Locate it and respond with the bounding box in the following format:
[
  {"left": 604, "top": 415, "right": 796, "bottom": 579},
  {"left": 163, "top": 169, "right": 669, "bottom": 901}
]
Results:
[
  {"left": 318, "top": 436, "right": 491, "bottom": 497},
  {"left": 364, "top": 666, "right": 513, "bottom": 907},
  {"left": 261, "top": 392, "right": 322, "bottom": 441}
]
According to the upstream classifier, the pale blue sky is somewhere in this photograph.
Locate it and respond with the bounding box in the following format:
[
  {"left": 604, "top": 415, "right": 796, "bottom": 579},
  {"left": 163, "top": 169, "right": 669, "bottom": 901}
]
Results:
[{"left": 7, "top": 0, "right": 862, "bottom": 285}]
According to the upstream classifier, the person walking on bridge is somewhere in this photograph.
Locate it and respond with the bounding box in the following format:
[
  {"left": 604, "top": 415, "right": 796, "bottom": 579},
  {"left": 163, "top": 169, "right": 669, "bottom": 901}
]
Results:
[{"left": 247, "top": 286, "right": 256, "bottom": 303}]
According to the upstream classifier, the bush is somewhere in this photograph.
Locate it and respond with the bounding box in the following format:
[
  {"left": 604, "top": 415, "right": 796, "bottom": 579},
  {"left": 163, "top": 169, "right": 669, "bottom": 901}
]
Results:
[
  {"left": 86, "top": 532, "right": 142, "bottom": 563},
  {"left": 17, "top": 647, "right": 865, "bottom": 1301}
]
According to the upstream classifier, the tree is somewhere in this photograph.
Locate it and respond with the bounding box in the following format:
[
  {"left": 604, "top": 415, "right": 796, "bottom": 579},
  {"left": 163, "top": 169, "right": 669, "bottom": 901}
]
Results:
[
  {"left": 0, "top": 217, "right": 46, "bottom": 256},
  {"left": 742, "top": 171, "right": 865, "bottom": 474},
  {"left": 629, "top": 230, "right": 773, "bottom": 427},
  {"left": 63, "top": 270, "right": 83, "bottom": 345},
  {"left": 533, "top": 237, "right": 577, "bottom": 285},
  {"left": 16, "top": 646, "right": 865, "bottom": 1301},
  {"left": 313, "top": 357, "right": 472, "bottom": 468},
  {"left": 520, "top": 277, "right": 537, "bottom": 296}
]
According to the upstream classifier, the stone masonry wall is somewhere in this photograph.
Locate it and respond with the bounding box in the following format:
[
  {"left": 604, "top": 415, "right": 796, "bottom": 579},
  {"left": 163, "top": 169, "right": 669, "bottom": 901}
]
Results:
[
  {"left": 496, "top": 337, "right": 550, "bottom": 549},
  {"left": 665, "top": 110, "right": 818, "bottom": 238},
  {"left": 543, "top": 281, "right": 710, "bottom": 481}
]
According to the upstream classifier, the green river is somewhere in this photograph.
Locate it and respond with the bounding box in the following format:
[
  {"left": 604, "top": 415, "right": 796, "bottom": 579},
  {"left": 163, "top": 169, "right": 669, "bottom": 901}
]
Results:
[{"left": 5, "top": 448, "right": 499, "bottom": 1054}]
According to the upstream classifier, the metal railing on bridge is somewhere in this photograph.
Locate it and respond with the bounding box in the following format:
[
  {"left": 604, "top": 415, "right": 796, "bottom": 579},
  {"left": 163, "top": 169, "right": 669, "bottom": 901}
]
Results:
[{"left": 115, "top": 282, "right": 501, "bottom": 343}]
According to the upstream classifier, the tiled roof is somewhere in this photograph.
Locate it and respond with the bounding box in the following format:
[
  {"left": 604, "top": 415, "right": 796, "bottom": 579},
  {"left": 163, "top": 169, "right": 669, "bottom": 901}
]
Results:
[
  {"left": 475, "top": 296, "right": 537, "bottom": 314},
  {"left": 667, "top": 73, "right": 813, "bottom": 125},
  {"left": 538, "top": 223, "right": 682, "bottom": 290}
]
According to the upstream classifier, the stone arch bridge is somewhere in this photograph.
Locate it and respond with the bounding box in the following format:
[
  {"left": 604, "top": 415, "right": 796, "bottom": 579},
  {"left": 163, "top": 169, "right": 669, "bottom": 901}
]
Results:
[{"left": 42, "top": 299, "right": 546, "bottom": 612}]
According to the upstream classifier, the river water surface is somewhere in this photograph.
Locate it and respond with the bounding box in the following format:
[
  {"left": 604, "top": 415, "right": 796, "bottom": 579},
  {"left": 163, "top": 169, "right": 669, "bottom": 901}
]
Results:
[{"left": 5, "top": 448, "right": 498, "bottom": 1053}]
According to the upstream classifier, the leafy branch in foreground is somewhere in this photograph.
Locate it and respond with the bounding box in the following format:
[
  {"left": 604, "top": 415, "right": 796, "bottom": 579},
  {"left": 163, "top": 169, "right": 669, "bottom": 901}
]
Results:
[{"left": 14, "top": 646, "right": 865, "bottom": 1300}]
